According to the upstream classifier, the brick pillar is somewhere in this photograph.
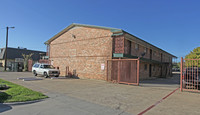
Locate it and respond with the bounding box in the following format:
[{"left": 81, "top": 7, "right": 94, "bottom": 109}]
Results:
[{"left": 28, "top": 59, "right": 33, "bottom": 71}]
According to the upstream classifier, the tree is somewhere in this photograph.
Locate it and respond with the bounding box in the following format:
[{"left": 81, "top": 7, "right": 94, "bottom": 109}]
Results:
[
  {"left": 185, "top": 47, "right": 200, "bottom": 59},
  {"left": 22, "top": 53, "right": 33, "bottom": 71},
  {"left": 185, "top": 47, "right": 200, "bottom": 67},
  {"left": 173, "top": 62, "right": 180, "bottom": 68}
]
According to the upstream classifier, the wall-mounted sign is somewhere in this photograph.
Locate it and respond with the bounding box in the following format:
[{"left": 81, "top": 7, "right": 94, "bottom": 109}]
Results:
[
  {"left": 101, "top": 64, "right": 105, "bottom": 70},
  {"left": 15, "top": 58, "right": 24, "bottom": 62}
]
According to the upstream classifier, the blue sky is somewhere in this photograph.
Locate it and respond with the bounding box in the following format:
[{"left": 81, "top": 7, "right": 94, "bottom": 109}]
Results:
[{"left": 0, "top": 0, "right": 200, "bottom": 61}]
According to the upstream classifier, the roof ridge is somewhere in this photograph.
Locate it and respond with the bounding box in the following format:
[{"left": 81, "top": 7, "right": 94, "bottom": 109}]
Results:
[
  {"left": 71, "top": 23, "right": 122, "bottom": 31},
  {"left": 45, "top": 23, "right": 122, "bottom": 44}
]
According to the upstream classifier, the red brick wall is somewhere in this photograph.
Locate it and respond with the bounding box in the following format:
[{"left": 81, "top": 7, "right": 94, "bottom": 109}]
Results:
[
  {"left": 139, "top": 62, "right": 162, "bottom": 80},
  {"left": 28, "top": 59, "right": 33, "bottom": 71},
  {"left": 124, "top": 40, "right": 150, "bottom": 59},
  {"left": 113, "top": 35, "right": 124, "bottom": 54},
  {"left": 49, "top": 27, "right": 113, "bottom": 80},
  {"left": 139, "top": 62, "right": 149, "bottom": 80},
  {"left": 49, "top": 26, "right": 173, "bottom": 80}
]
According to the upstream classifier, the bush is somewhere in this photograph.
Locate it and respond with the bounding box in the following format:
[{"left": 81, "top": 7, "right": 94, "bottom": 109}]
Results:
[{"left": 0, "top": 84, "right": 10, "bottom": 90}]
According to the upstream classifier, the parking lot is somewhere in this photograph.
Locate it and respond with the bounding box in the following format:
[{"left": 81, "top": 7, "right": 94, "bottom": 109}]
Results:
[{"left": 0, "top": 72, "right": 200, "bottom": 115}]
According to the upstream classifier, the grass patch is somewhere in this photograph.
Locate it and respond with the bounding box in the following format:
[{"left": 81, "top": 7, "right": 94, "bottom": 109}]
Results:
[{"left": 0, "top": 79, "right": 48, "bottom": 103}]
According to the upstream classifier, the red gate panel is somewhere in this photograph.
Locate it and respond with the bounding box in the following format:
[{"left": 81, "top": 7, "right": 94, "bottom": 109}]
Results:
[
  {"left": 107, "top": 59, "right": 139, "bottom": 85},
  {"left": 180, "top": 57, "right": 200, "bottom": 93}
]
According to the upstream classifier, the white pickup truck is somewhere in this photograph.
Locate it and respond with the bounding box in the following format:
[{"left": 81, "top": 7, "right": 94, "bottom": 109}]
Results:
[{"left": 32, "top": 63, "right": 60, "bottom": 78}]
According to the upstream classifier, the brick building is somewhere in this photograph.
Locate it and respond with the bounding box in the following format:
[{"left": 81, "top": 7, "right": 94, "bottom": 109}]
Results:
[{"left": 45, "top": 23, "right": 176, "bottom": 80}]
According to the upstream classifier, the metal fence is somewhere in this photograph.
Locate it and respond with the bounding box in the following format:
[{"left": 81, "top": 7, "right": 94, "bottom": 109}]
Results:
[
  {"left": 180, "top": 57, "right": 200, "bottom": 93},
  {"left": 107, "top": 59, "right": 140, "bottom": 85}
]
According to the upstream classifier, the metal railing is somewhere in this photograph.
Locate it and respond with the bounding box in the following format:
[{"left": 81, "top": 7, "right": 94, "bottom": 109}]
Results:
[{"left": 180, "top": 57, "right": 200, "bottom": 92}]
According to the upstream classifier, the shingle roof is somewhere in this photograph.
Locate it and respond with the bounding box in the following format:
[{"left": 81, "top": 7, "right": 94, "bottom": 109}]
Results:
[{"left": 0, "top": 47, "right": 46, "bottom": 61}]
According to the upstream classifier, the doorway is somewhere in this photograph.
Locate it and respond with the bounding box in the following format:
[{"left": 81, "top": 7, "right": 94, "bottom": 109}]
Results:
[{"left": 149, "top": 64, "right": 152, "bottom": 77}]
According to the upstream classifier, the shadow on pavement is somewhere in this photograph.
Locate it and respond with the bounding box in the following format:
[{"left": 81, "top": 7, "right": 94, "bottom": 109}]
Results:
[
  {"left": 0, "top": 103, "right": 12, "bottom": 113},
  {"left": 0, "top": 92, "right": 11, "bottom": 103},
  {"left": 140, "top": 73, "right": 180, "bottom": 87}
]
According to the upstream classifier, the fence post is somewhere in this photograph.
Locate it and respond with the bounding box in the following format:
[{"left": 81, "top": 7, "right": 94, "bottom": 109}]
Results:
[
  {"left": 117, "top": 59, "right": 121, "bottom": 83},
  {"left": 28, "top": 59, "right": 33, "bottom": 72},
  {"left": 180, "top": 57, "right": 183, "bottom": 91},
  {"left": 106, "top": 60, "right": 108, "bottom": 81},
  {"left": 137, "top": 58, "right": 140, "bottom": 86}
]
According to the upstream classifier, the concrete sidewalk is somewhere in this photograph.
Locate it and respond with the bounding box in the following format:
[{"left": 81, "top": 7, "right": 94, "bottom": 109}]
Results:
[
  {"left": 0, "top": 72, "right": 200, "bottom": 115},
  {"left": 1, "top": 93, "right": 131, "bottom": 115}
]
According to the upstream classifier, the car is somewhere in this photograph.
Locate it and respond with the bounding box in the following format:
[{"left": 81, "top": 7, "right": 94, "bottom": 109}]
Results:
[
  {"left": 32, "top": 63, "right": 60, "bottom": 78},
  {"left": 182, "top": 67, "right": 200, "bottom": 89}
]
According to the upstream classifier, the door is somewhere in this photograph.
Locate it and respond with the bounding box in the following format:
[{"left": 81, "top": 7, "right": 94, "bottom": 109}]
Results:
[
  {"left": 150, "top": 49, "right": 152, "bottom": 60},
  {"left": 38, "top": 64, "right": 44, "bottom": 74},
  {"left": 149, "top": 64, "right": 152, "bottom": 77}
]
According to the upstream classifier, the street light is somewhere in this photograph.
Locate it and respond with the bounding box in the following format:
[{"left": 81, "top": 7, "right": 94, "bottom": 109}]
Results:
[{"left": 4, "top": 26, "right": 15, "bottom": 71}]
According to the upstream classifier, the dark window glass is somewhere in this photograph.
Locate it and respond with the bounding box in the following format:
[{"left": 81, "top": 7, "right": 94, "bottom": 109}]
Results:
[{"left": 144, "top": 64, "right": 147, "bottom": 70}]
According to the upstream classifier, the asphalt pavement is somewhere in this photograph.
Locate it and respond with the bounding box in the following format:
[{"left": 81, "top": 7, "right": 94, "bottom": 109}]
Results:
[{"left": 0, "top": 72, "right": 200, "bottom": 115}]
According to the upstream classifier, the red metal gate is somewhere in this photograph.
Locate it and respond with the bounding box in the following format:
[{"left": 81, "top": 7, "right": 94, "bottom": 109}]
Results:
[
  {"left": 107, "top": 59, "right": 140, "bottom": 85},
  {"left": 180, "top": 57, "right": 200, "bottom": 92}
]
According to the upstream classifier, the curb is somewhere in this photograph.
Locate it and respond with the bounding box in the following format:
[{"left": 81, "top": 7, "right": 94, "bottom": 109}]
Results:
[{"left": 2, "top": 99, "right": 47, "bottom": 106}]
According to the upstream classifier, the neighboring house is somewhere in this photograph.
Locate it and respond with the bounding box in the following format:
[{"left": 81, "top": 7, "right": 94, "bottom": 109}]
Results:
[
  {"left": 45, "top": 23, "right": 176, "bottom": 80},
  {"left": 0, "top": 47, "right": 46, "bottom": 67}
]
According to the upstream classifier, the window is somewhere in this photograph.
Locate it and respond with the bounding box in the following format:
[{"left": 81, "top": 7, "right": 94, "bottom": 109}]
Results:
[
  {"left": 153, "top": 65, "right": 155, "bottom": 71},
  {"left": 43, "top": 65, "right": 54, "bottom": 69},
  {"left": 135, "top": 44, "right": 139, "bottom": 50},
  {"left": 144, "top": 64, "right": 147, "bottom": 70},
  {"left": 40, "top": 65, "right": 44, "bottom": 68},
  {"left": 144, "top": 48, "right": 148, "bottom": 53},
  {"left": 128, "top": 40, "right": 132, "bottom": 54},
  {"left": 153, "top": 51, "right": 156, "bottom": 56},
  {"left": 33, "top": 64, "right": 39, "bottom": 68}
]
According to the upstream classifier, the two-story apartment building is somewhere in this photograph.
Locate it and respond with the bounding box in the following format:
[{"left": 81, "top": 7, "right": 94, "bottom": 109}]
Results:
[
  {"left": 45, "top": 23, "right": 176, "bottom": 80},
  {"left": 112, "top": 32, "right": 175, "bottom": 80}
]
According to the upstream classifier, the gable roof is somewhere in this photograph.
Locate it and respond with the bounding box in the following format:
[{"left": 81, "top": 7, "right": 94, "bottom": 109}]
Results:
[
  {"left": 0, "top": 47, "right": 46, "bottom": 61},
  {"left": 44, "top": 23, "right": 122, "bottom": 45},
  {"left": 45, "top": 23, "right": 176, "bottom": 58}
]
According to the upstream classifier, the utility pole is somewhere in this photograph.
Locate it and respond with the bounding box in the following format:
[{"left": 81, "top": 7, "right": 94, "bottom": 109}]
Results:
[
  {"left": 4, "top": 27, "right": 9, "bottom": 71},
  {"left": 4, "top": 26, "right": 15, "bottom": 71}
]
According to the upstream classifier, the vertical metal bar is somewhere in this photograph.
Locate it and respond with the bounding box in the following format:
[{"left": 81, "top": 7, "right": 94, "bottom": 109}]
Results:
[
  {"left": 111, "top": 61, "right": 112, "bottom": 81},
  {"left": 117, "top": 59, "right": 121, "bottom": 83},
  {"left": 192, "top": 60, "right": 194, "bottom": 90},
  {"left": 137, "top": 58, "right": 140, "bottom": 86},
  {"left": 197, "top": 60, "right": 199, "bottom": 90},
  {"left": 106, "top": 60, "right": 108, "bottom": 81},
  {"left": 196, "top": 60, "right": 198, "bottom": 90},
  {"left": 180, "top": 57, "right": 183, "bottom": 91},
  {"left": 120, "top": 59, "right": 122, "bottom": 83},
  {"left": 194, "top": 60, "right": 197, "bottom": 89},
  {"left": 187, "top": 61, "right": 189, "bottom": 89},
  {"left": 185, "top": 60, "right": 187, "bottom": 89}
]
